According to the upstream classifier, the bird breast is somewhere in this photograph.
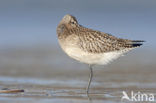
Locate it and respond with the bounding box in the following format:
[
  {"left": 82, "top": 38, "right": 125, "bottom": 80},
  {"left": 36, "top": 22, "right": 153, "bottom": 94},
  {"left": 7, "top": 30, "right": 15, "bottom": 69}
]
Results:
[{"left": 58, "top": 34, "right": 130, "bottom": 65}]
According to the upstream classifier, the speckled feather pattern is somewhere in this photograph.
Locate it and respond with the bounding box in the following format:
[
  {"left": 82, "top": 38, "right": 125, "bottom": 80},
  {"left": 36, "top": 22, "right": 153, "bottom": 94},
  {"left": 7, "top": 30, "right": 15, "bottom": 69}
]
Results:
[
  {"left": 71, "top": 26, "right": 134, "bottom": 53},
  {"left": 57, "top": 15, "right": 143, "bottom": 54},
  {"left": 57, "top": 14, "right": 144, "bottom": 65},
  {"left": 57, "top": 15, "right": 144, "bottom": 94}
]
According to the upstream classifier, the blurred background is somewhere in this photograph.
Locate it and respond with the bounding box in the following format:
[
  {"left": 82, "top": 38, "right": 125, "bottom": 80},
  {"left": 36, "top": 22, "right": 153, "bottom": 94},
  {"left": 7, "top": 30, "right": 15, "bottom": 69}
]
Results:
[
  {"left": 0, "top": 0, "right": 156, "bottom": 89},
  {"left": 0, "top": 0, "right": 156, "bottom": 102}
]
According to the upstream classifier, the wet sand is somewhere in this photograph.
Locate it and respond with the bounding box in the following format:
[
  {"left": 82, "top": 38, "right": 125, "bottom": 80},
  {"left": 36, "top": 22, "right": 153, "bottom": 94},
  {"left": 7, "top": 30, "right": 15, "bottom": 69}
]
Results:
[{"left": 0, "top": 46, "right": 156, "bottom": 103}]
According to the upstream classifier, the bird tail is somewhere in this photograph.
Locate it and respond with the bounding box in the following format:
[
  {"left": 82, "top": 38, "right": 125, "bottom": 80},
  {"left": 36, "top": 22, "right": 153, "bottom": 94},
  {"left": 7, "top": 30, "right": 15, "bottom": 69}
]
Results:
[{"left": 128, "top": 40, "right": 145, "bottom": 48}]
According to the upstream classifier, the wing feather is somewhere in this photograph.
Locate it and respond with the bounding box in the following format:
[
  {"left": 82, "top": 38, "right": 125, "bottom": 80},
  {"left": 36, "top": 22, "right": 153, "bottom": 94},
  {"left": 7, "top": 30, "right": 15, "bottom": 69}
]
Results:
[{"left": 77, "top": 28, "right": 143, "bottom": 53}]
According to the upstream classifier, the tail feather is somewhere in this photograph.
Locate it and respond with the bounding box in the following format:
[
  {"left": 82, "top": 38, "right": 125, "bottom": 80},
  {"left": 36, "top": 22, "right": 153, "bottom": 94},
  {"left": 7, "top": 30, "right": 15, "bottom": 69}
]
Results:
[
  {"left": 127, "top": 40, "right": 145, "bottom": 48},
  {"left": 132, "top": 43, "right": 143, "bottom": 47},
  {"left": 132, "top": 40, "right": 145, "bottom": 42}
]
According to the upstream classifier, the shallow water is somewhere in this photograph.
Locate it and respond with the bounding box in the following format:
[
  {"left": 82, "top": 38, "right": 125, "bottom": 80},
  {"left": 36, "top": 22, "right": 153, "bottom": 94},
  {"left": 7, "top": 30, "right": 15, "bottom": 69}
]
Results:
[
  {"left": 0, "top": 46, "right": 156, "bottom": 103},
  {"left": 0, "top": 76, "right": 156, "bottom": 103}
]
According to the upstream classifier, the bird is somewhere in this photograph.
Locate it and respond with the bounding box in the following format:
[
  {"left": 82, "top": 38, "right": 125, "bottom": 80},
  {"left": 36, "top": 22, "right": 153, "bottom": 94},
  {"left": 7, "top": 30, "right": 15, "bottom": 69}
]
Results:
[{"left": 56, "top": 14, "right": 144, "bottom": 94}]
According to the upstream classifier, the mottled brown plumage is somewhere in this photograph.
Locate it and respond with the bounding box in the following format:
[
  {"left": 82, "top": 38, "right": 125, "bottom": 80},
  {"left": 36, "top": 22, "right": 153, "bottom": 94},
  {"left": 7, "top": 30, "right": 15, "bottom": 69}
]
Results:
[
  {"left": 57, "top": 14, "right": 144, "bottom": 94},
  {"left": 57, "top": 14, "right": 143, "bottom": 54}
]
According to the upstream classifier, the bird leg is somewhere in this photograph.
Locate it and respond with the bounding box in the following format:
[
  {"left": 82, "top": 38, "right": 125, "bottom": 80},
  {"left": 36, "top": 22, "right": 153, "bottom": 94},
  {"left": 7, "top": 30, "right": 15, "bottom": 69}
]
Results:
[{"left": 86, "top": 64, "right": 93, "bottom": 94}]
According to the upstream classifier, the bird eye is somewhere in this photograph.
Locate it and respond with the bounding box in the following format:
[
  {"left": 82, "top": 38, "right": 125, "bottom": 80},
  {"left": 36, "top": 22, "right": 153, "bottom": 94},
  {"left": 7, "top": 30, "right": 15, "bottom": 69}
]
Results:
[{"left": 71, "top": 21, "right": 75, "bottom": 24}]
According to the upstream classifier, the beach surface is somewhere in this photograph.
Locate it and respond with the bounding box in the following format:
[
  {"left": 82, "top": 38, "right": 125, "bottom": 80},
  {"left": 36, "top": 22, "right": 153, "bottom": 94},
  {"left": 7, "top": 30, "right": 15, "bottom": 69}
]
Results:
[{"left": 0, "top": 46, "right": 155, "bottom": 103}]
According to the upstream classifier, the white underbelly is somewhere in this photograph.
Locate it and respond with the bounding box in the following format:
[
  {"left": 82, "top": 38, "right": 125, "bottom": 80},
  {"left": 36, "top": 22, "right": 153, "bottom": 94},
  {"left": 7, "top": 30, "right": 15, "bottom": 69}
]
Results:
[{"left": 63, "top": 47, "right": 132, "bottom": 65}]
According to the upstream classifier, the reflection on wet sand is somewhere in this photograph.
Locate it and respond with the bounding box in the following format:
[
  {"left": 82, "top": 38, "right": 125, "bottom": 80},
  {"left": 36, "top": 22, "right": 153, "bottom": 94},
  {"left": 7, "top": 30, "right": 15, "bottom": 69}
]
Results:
[{"left": 0, "top": 46, "right": 155, "bottom": 103}]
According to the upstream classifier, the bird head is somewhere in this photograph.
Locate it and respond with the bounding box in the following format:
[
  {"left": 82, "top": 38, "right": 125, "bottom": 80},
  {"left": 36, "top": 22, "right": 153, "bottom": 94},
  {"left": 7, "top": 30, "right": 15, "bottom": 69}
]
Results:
[{"left": 59, "top": 14, "right": 79, "bottom": 28}]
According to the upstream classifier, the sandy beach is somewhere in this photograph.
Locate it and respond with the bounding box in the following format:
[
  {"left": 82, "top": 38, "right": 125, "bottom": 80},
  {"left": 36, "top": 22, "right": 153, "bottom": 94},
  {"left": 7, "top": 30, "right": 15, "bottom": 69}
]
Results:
[{"left": 0, "top": 46, "right": 155, "bottom": 103}]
